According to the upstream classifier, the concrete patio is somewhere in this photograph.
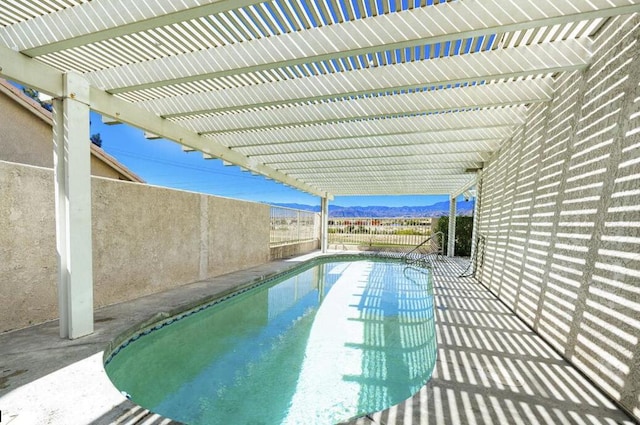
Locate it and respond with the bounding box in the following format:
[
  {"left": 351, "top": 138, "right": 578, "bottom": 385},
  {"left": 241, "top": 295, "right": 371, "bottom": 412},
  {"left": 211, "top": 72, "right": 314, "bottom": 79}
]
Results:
[{"left": 0, "top": 253, "right": 634, "bottom": 425}]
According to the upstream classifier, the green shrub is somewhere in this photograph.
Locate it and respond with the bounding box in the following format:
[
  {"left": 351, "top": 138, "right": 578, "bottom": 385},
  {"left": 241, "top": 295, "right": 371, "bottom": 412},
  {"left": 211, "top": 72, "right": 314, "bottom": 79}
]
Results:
[
  {"left": 435, "top": 216, "right": 473, "bottom": 257},
  {"left": 393, "top": 229, "right": 425, "bottom": 235}
]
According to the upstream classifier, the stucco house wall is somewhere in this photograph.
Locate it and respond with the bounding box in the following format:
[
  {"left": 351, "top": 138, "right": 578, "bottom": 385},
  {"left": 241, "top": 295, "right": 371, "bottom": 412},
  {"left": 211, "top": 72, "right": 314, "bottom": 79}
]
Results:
[{"left": 0, "top": 79, "right": 143, "bottom": 182}]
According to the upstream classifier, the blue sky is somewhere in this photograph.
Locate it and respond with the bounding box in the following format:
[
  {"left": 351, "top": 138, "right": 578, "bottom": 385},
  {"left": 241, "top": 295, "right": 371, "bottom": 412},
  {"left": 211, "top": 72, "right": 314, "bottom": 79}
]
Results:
[{"left": 91, "top": 112, "right": 450, "bottom": 207}]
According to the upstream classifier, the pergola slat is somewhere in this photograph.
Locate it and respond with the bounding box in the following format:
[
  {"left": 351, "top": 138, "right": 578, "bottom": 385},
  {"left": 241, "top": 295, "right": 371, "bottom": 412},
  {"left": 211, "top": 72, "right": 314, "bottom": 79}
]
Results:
[
  {"left": 277, "top": 161, "right": 485, "bottom": 172},
  {"left": 257, "top": 148, "right": 492, "bottom": 164},
  {"left": 239, "top": 138, "right": 504, "bottom": 158},
  {"left": 205, "top": 107, "right": 525, "bottom": 144},
  {"left": 0, "top": 0, "right": 265, "bottom": 56},
  {"left": 78, "top": 0, "right": 638, "bottom": 92},
  {"left": 141, "top": 39, "right": 590, "bottom": 117},
  {"left": 180, "top": 79, "right": 552, "bottom": 133},
  {"left": 264, "top": 151, "right": 491, "bottom": 166},
  {"left": 232, "top": 127, "right": 512, "bottom": 154}
]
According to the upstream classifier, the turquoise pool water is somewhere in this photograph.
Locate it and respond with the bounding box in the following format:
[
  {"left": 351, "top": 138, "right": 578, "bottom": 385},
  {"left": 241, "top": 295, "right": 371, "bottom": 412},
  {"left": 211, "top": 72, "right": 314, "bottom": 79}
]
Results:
[{"left": 105, "top": 259, "right": 437, "bottom": 424}]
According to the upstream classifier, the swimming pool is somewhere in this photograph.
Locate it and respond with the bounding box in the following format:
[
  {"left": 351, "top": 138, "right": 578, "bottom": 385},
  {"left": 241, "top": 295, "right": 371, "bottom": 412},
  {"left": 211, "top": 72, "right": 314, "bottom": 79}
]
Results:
[{"left": 105, "top": 258, "right": 437, "bottom": 424}]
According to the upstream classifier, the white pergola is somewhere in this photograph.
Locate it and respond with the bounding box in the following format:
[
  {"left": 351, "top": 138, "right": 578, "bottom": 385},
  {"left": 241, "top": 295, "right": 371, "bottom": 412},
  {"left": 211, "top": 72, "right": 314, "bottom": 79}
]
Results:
[{"left": 1, "top": 0, "right": 638, "bottom": 338}]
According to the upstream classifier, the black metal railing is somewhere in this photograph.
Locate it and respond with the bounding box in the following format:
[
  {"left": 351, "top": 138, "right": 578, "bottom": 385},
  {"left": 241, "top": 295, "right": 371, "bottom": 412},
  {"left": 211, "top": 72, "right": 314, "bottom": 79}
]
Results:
[{"left": 401, "top": 232, "right": 445, "bottom": 268}]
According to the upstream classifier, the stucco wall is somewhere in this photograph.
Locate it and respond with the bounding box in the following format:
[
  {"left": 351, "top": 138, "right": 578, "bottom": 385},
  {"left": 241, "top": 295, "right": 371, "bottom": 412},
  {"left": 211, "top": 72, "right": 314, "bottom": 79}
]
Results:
[
  {"left": 207, "top": 196, "right": 271, "bottom": 277},
  {"left": 0, "top": 91, "right": 53, "bottom": 168},
  {"left": 90, "top": 157, "right": 123, "bottom": 181},
  {"left": 0, "top": 161, "right": 271, "bottom": 332},
  {"left": 92, "top": 180, "right": 203, "bottom": 306},
  {"left": 270, "top": 240, "right": 320, "bottom": 261},
  {"left": 475, "top": 15, "right": 640, "bottom": 419},
  {"left": 270, "top": 239, "right": 320, "bottom": 261},
  {"left": 0, "top": 163, "right": 57, "bottom": 330}
]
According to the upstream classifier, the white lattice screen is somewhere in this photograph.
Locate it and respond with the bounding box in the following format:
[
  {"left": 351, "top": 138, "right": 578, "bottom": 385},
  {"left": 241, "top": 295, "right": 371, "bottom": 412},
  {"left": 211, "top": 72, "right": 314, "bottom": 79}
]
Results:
[{"left": 476, "top": 13, "right": 640, "bottom": 418}]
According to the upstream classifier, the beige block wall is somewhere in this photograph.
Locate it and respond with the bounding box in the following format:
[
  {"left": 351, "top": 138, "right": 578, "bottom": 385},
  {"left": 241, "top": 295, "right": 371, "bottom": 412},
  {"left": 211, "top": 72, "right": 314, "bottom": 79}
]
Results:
[
  {"left": 91, "top": 180, "right": 202, "bottom": 306},
  {"left": 207, "top": 196, "right": 270, "bottom": 277},
  {"left": 475, "top": 15, "right": 640, "bottom": 419},
  {"left": 270, "top": 240, "right": 320, "bottom": 261},
  {"left": 0, "top": 164, "right": 57, "bottom": 330},
  {"left": 0, "top": 161, "right": 272, "bottom": 332}
]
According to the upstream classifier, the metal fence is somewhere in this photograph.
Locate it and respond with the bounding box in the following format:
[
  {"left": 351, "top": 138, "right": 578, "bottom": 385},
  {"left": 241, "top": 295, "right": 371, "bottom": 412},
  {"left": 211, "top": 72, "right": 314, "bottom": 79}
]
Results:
[
  {"left": 270, "top": 206, "right": 320, "bottom": 247},
  {"left": 328, "top": 217, "right": 433, "bottom": 247}
]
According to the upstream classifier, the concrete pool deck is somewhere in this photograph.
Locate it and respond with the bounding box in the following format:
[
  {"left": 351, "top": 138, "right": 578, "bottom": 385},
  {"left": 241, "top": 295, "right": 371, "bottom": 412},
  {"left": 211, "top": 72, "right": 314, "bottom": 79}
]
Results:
[{"left": 0, "top": 252, "right": 635, "bottom": 425}]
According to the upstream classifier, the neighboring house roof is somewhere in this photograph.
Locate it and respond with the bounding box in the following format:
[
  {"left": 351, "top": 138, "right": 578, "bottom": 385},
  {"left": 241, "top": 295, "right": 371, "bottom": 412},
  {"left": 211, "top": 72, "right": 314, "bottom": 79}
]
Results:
[{"left": 0, "top": 78, "right": 144, "bottom": 183}]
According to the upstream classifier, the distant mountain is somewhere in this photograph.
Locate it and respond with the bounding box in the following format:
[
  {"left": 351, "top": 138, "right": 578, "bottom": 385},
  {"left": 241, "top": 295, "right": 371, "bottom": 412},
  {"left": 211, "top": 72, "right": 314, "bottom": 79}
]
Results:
[
  {"left": 271, "top": 203, "right": 321, "bottom": 212},
  {"left": 271, "top": 200, "right": 474, "bottom": 218}
]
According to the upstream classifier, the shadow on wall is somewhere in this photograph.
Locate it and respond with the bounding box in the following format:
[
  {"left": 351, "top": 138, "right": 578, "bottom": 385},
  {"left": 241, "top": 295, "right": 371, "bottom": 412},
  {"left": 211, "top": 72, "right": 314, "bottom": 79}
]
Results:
[{"left": 472, "top": 13, "right": 640, "bottom": 421}]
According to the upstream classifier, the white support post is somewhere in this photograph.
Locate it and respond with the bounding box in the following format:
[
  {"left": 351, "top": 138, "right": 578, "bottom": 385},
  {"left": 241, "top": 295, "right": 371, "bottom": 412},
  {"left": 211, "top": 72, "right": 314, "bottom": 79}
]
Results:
[
  {"left": 447, "top": 195, "right": 457, "bottom": 257},
  {"left": 53, "top": 73, "right": 94, "bottom": 339},
  {"left": 320, "top": 197, "right": 329, "bottom": 253},
  {"left": 469, "top": 174, "right": 483, "bottom": 275}
]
